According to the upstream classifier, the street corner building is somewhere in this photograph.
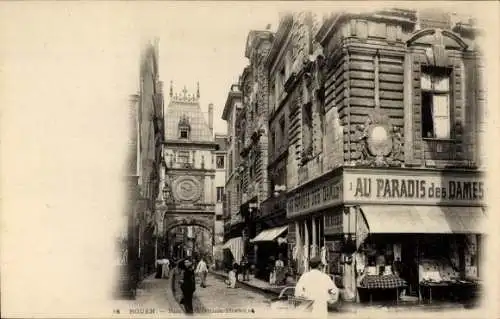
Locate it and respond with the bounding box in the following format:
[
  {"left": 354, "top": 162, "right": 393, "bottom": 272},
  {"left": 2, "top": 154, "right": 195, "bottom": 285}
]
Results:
[{"left": 222, "top": 8, "right": 487, "bottom": 306}]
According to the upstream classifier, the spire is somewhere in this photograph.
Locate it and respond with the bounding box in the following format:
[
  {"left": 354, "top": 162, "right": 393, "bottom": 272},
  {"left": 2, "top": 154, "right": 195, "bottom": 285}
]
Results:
[
  {"left": 169, "top": 81, "right": 173, "bottom": 98},
  {"left": 196, "top": 81, "right": 200, "bottom": 99}
]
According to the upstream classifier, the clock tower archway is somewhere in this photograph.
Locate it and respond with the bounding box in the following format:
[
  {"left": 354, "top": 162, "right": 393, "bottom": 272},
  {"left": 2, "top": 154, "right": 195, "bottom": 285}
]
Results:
[{"left": 157, "top": 82, "right": 218, "bottom": 260}]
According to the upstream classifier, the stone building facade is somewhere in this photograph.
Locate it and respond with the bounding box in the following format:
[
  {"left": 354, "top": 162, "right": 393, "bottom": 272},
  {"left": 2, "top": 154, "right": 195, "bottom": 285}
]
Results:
[
  {"left": 285, "top": 8, "right": 486, "bottom": 301},
  {"left": 221, "top": 84, "right": 243, "bottom": 243},
  {"left": 222, "top": 10, "right": 486, "bottom": 301},
  {"left": 157, "top": 82, "right": 218, "bottom": 260},
  {"left": 214, "top": 133, "right": 228, "bottom": 246},
  {"left": 119, "top": 39, "right": 165, "bottom": 298},
  {"left": 226, "top": 30, "right": 274, "bottom": 265}
]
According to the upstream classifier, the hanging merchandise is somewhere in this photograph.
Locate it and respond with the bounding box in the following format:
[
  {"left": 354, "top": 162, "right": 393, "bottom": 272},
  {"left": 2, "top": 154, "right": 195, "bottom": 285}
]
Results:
[
  {"left": 393, "top": 244, "right": 402, "bottom": 260},
  {"left": 303, "top": 245, "right": 309, "bottom": 272},
  {"left": 321, "top": 246, "right": 327, "bottom": 266},
  {"left": 355, "top": 252, "right": 366, "bottom": 275},
  {"left": 292, "top": 245, "right": 298, "bottom": 260}
]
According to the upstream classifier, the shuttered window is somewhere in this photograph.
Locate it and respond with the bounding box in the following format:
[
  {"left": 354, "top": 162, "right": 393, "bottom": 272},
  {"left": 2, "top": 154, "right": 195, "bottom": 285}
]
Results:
[{"left": 420, "top": 68, "right": 452, "bottom": 139}]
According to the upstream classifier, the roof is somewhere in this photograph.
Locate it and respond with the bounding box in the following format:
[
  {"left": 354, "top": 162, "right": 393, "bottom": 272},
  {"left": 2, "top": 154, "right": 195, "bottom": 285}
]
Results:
[
  {"left": 244, "top": 30, "right": 274, "bottom": 59},
  {"left": 221, "top": 84, "right": 242, "bottom": 121},
  {"left": 164, "top": 86, "right": 213, "bottom": 142}
]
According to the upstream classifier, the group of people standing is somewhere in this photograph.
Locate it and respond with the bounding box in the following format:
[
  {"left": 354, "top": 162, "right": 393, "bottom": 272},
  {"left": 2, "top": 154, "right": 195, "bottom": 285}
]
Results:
[{"left": 268, "top": 254, "right": 286, "bottom": 285}]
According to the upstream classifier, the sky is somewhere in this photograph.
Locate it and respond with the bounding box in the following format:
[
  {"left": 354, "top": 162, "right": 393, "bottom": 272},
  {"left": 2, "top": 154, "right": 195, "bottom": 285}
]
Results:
[
  {"left": 0, "top": 1, "right": 498, "bottom": 317},
  {"left": 154, "top": 4, "right": 279, "bottom": 135}
]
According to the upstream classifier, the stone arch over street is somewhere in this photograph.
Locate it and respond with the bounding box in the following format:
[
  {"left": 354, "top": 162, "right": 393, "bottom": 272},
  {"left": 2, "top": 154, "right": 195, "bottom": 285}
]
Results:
[
  {"left": 163, "top": 213, "right": 214, "bottom": 236},
  {"left": 161, "top": 212, "right": 215, "bottom": 260}
]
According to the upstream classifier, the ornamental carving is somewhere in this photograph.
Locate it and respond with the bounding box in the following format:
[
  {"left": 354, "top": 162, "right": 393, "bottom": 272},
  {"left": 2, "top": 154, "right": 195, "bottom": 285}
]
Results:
[{"left": 352, "top": 110, "right": 404, "bottom": 167}]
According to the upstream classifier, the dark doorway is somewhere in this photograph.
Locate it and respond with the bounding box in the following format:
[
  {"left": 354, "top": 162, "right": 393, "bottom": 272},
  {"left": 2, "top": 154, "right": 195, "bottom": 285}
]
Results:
[{"left": 401, "top": 235, "right": 419, "bottom": 296}]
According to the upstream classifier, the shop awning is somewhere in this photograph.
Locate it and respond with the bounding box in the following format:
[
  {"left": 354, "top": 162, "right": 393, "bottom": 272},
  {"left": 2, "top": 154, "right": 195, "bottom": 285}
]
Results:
[
  {"left": 360, "top": 205, "right": 486, "bottom": 234},
  {"left": 250, "top": 225, "right": 288, "bottom": 243},
  {"left": 222, "top": 237, "right": 244, "bottom": 264}
]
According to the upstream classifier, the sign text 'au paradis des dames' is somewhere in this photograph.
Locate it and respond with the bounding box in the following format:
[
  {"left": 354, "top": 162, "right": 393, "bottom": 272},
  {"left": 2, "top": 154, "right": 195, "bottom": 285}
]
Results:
[{"left": 343, "top": 171, "right": 484, "bottom": 205}]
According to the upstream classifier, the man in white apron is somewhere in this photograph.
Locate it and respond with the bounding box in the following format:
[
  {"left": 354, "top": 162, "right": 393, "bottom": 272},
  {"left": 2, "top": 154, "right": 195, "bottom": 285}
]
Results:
[{"left": 295, "top": 256, "right": 338, "bottom": 318}]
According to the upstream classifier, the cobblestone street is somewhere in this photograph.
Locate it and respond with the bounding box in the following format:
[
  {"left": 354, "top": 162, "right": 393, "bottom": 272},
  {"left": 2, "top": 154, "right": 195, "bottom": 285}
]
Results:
[
  {"left": 193, "top": 274, "right": 269, "bottom": 315},
  {"left": 110, "top": 273, "right": 487, "bottom": 318}
]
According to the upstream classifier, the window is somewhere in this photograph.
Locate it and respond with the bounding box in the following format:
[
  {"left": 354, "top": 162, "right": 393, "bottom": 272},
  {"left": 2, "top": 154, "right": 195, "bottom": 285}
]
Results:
[
  {"left": 270, "top": 129, "right": 276, "bottom": 154},
  {"left": 421, "top": 67, "right": 452, "bottom": 139},
  {"left": 216, "top": 187, "right": 224, "bottom": 202},
  {"left": 177, "top": 151, "right": 189, "bottom": 164},
  {"left": 285, "top": 52, "right": 292, "bottom": 78},
  {"left": 270, "top": 83, "right": 276, "bottom": 112},
  {"left": 302, "top": 102, "right": 313, "bottom": 153},
  {"left": 279, "top": 116, "right": 286, "bottom": 149},
  {"left": 216, "top": 155, "right": 225, "bottom": 169},
  {"left": 180, "top": 129, "right": 189, "bottom": 139},
  {"left": 216, "top": 215, "right": 223, "bottom": 221}
]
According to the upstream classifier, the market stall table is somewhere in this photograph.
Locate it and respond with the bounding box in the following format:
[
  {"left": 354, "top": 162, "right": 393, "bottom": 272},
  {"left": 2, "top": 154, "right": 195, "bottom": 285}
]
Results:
[
  {"left": 419, "top": 280, "right": 480, "bottom": 303},
  {"left": 358, "top": 274, "right": 407, "bottom": 303}
]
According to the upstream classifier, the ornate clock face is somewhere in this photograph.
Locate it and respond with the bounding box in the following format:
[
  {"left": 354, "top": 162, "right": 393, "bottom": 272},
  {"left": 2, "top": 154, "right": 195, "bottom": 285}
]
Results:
[{"left": 174, "top": 177, "right": 201, "bottom": 202}]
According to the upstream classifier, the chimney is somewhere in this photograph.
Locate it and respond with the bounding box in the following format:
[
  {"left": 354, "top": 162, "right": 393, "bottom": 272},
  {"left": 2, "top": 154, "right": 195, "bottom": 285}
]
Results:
[{"left": 208, "top": 103, "right": 214, "bottom": 135}]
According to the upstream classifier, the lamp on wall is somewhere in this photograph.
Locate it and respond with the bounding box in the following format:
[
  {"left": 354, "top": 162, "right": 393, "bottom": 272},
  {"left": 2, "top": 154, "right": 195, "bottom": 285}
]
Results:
[
  {"left": 248, "top": 202, "right": 258, "bottom": 212},
  {"left": 274, "top": 184, "right": 286, "bottom": 197}
]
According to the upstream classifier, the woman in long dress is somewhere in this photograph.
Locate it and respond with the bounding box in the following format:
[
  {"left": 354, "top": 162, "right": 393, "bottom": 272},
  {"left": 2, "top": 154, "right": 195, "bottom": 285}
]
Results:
[{"left": 275, "top": 254, "right": 286, "bottom": 285}]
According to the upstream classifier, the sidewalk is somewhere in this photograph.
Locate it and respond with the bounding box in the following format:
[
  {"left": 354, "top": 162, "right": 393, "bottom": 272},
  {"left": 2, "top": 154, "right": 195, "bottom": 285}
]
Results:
[{"left": 122, "top": 272, "right": 184, "bottom": 315}]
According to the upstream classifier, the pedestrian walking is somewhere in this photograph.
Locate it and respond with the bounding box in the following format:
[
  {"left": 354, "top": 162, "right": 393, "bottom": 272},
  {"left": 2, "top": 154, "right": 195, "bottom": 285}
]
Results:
[
  {"left": 162, "top": 257, "right": 170, "bottom": 278},
  {"left": 195, "top": 257, "right": 208, "bottom": 288},
  {"left": 225, "top": 263, "right": 238, "bottom": 288},
  {"left": 155, "top": 258, "right": 164, "bottom": 279},
  {"left": 240, "top": 255, "right": 250, "bottom": 281},
  {"left": 295, "top": 256, "right": 339, "bottom": 318},
  {"left": 179, "top": 259, "right": 196, "bottom": 314}
]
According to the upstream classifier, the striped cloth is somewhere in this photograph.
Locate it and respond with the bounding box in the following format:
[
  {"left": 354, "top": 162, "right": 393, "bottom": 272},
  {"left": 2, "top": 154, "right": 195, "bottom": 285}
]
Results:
[{"left": 360, "top": 275, "right": 407, "bottom": 289}]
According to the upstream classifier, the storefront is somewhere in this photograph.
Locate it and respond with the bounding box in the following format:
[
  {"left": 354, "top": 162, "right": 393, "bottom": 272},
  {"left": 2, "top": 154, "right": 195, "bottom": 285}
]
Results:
[
  {"left": 287, "top": 170, "right": 343, "bottom": 278},
  {"left": 345, "top": 168, "right": 486, "bottom": 303},
  {"left": 251, "top": 193, "right": 289, "bottom": 281},
  {"left": 223, "top": 210, "right": 246, "bottom": 269},
  {"left": 287, "top": 167, "right": 486, "bottom": 304},
  {"left": 222, "top": 236, "right": 244, "bottom": 269}
]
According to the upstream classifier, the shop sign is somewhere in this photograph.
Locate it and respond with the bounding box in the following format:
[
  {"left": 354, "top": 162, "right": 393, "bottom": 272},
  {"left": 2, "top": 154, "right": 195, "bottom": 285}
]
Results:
[
  {"left": 287, "top": 177, "right": 342, "bottom": 218},
  {"left": 324, "top": 212, "right": 343, "bottom": 235},
  {"left": 344, "top": 171, "right": 484, "bottom": 205}
]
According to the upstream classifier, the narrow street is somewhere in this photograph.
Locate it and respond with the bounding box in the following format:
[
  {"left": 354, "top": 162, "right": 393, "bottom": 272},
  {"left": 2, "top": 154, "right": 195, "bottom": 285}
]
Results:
[{"left": 111, "top": 273, "right": 486, "bottom": 318}]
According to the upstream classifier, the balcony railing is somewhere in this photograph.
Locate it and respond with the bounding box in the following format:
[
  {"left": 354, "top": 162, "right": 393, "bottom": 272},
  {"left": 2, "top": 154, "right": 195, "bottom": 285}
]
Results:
[
  {"left": 423, "top": 138, "right": 464, "bottom": 162},
  {"left": 260, "top": 192, "right": 287, "bottom": 218}
]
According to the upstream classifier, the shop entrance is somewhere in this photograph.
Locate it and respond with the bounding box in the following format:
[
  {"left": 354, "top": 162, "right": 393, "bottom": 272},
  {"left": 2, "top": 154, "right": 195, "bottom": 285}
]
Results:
[{"left": 400, "top": 236, "right": 419, "bottom": 296}]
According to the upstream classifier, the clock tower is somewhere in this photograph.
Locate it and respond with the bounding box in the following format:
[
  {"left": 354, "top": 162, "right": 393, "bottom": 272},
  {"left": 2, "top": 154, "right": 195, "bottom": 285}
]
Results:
[{"left": 156, "top": 81, "right": 218, "bottom": 259}]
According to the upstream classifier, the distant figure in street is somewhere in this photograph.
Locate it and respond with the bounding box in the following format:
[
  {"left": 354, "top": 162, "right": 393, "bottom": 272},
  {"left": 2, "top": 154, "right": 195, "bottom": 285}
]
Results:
[
  {"left": 233, "top": 262, "right": 240, "bottom": 282},
  {"left": 225, "top": 263, "right": 238, "bottom": 288},
  {"left": 275, "top": 254, "right": 286, "bottom": 285},
  {"left": 195, "top": 257, "right": 208, "bottom": 288},
  {"left": 240, "top": 255, "right": 250, "bottom": 281},
  {"left": 180, "top": 259, "right": 196, "bottom": 314},
  {"left": 268, "top": 256, "right": 276, "bottom": 285},
  {"left": 295, "top": 256, "right": 339, "bottom": 318},
  {"left": 155, "top": 258, "right": 164, "bottom": 279},
  {"left": 162, "top": 258, "right": 170, "bottom": 278}
]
